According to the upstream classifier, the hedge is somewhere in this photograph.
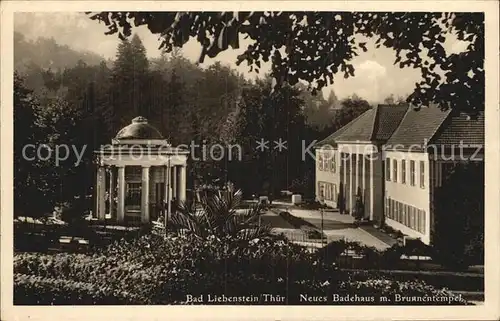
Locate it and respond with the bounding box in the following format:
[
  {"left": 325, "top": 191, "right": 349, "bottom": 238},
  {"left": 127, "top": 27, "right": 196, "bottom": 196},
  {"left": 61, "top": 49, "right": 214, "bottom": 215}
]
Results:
[
  {"left": 14, "top": 233, "right": 470, "bottom": 305},
  {"left": 14, "top": 273, "right": 143, "bottom": 305}
]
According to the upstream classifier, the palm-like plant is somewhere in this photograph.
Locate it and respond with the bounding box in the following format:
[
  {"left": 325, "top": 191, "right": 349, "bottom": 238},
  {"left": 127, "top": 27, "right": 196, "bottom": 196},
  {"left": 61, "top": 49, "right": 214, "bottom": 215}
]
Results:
[{"left": 170, "top": 188, "right": 272, "bottom": 240}]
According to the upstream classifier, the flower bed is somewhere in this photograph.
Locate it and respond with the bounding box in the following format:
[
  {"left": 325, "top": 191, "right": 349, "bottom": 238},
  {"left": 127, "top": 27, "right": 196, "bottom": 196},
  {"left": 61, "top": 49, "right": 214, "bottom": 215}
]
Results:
[{"left": 14, "top": 233, "right": 470, "bottom": 305}]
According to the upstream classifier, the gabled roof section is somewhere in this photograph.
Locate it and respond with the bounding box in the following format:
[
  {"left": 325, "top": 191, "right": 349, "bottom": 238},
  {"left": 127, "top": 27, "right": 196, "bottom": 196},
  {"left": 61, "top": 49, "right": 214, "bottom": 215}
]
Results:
[
  {"left": 335, "top": 108, "right": 377, "bottom": 142},
  {"left": 314, "top": 114, "right": 360, "bottom": 148},
  {"left": 315, "top": 104, "right": 410, "bottom": 147},
  {"left": 335, "top": 104, "right": 408, "bottom": 143},
  {"left": 385, "top": 105, "right": 451, "bottom": 151},
  {"left": 430, "top": 111, "right": 484, "bottom": 147},
  {"left": 371, "top": 105, "right": 409, "bottom": 141}
]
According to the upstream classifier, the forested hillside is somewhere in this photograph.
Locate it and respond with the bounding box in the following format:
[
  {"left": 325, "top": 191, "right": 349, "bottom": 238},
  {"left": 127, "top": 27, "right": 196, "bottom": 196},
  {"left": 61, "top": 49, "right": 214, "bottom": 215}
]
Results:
[
  {"left": 14, "top": 32, "right": 372, "bottom": 217},
  {"left": 14, "top": 32, "right": 105, "bottom": 72}
]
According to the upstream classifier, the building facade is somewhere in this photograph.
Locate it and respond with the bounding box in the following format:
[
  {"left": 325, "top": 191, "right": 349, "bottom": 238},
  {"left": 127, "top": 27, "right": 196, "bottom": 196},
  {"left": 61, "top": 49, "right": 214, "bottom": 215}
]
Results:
[
  {"left": 94, "top": 116, "right": 189, "bottom": 224},
  {"left": 315, "top": 105, "right": 484, "bottom": 244}
]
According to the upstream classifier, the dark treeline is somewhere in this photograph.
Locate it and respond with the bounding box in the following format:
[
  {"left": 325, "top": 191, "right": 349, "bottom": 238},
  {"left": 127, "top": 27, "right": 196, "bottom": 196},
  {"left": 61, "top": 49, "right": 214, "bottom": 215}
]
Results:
[{"left": 14, "top": 33, "right": 372, "bottom": 218}]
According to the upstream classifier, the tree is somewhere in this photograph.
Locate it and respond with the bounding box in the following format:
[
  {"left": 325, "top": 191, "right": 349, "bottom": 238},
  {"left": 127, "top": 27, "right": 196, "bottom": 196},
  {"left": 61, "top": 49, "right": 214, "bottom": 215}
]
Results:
[
  {"left": 229, "top": 77, "right": 306, "bottom": 196},
  {"left": 332, "top": 95, "right": 372, "bottom": 130},
  {"left": 298, "top": 83, "right": 336, "bottom": 131},
  {"left": 88, "top": 12, "right": 484, "bottom": 115},
  {"left": 13, "top": 73, "right": 54, "bottom": 218},
  {"left": 383, "top": 94, "right": 407, "bottom": 105},
  {"left": 326, "top": 89, "right": 340, "bottom": 109},
  {"left": 13, "top": 73, "right": 86, "bottom": 218},
  {"left": 432, "top": 162, "right": 484, "bottom": 269},
  {"left": 110, "top": 34, "right": 151, "bottom": 131}
]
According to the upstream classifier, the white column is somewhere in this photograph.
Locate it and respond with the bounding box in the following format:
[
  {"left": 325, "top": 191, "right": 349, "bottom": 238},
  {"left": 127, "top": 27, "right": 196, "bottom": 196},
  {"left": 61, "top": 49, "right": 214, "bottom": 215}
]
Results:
[
  {"left": 141, "top": 166, "right": 150, "bottom": 223},
  {"left": 164, "top": 163, "right": 171, "bottom": 219},
  {"left": 342, "top": 154, "right": 347, "bottom": 213},
  {"left": 97, "top": 166, "right": 106, "bottom": 221},
  {"left": 349, "top": 153, "right": 354, "bottom": 214},
  {"left": 362, "top": 154, "right": 366, "bottom": 199},
  {"left": 362, "top": 154, "right": 367, "bottom": 220},
  {"left": 172, "top": 166, "right": 177, "bottom": 201},
  {"left": 117, "top": 165, "right": 125, "bottom": 223},
  {"left": 355, "top": 154, "right": 360, "bottom": 196},
  {"left": 179, "top": 165, "right": 187, "bottom": 202},
  {"left": 369, "top": 156, "right": 375, "bottom": 221},
  {"left": 343, "top": 155, "right": 347, "bottom": 189},
  {"left": 109, "top": 167, "right": 115, "bottom": 218},
  {"left": 95, "top": 167, "right": 100, "bottom": 218}
]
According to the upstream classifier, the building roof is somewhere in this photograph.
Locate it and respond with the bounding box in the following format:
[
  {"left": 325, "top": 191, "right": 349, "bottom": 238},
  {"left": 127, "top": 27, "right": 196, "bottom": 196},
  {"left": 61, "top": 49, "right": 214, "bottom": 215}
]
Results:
[
  {"left": 334, "top": 104, "right": 408, "bottom": 143},
  {"left": 430, "top": 111, "right": 484, "bottom": 147},
  {"left": 115, "top": 116, "right": 164, "bottom": 140},
  {"left": 314, "top": 114, "right": 360, "bottom": 148},
  {"left": 335, "top": 108, "right": 377, "bottom": 142},
  {"left": 314, "top": 104, "right": 484, "bottom": 152},
  {"left": 371, "top": 105, "right": 409, "bottom": 141},
  {"left": 385, "top": 106, "right": 451, "bottom": 151}
]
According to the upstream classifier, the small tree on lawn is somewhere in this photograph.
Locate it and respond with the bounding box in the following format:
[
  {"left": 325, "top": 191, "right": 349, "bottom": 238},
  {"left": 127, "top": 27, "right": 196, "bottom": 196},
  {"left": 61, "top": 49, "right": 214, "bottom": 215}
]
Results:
[{"left": 337, "top": 183, "right": 346, "bottom": 214}]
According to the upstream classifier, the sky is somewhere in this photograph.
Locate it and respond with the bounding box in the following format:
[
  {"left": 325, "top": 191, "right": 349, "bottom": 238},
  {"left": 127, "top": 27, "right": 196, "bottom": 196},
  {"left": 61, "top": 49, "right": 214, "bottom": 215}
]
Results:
[{"left": 13, "top": 12, "right": 468, "bottom": 104}]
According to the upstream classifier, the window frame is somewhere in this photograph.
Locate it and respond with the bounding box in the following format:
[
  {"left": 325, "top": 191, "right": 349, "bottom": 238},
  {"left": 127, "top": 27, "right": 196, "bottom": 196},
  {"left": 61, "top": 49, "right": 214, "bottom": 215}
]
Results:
[
  {"left": 420, "top": 160, "right": 425, "bottom": 189},
  {"left": 393, "top": 159, "right": 398, "bottom": 182},
  {"left": 401, "top": 159, "right": 406, "bottom": 184},
  {"left": 385, "top": 158, "right": 391, "bottom": 181},
  {"left": 410, "top": 160, "right": 416, "bottom": 186}
]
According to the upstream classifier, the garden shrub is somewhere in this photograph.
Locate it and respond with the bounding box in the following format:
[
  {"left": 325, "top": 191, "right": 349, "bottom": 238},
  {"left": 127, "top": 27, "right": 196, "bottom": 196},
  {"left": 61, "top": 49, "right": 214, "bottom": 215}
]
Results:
[
  {"left": 14, "top": 273, "right": 144, "bottom": 305},
  {"left": 380, "top": 244, "right": 403, "bottom": 268},
  {"left": 14, "top": 233, "right": 470, "bottom": 305}
]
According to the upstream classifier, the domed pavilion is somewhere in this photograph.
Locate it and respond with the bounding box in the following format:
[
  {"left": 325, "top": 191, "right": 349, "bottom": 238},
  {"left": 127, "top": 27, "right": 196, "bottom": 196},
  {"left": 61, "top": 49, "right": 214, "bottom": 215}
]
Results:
[{"left": 94, "top": 116, "right": 189, "bottom": 224}]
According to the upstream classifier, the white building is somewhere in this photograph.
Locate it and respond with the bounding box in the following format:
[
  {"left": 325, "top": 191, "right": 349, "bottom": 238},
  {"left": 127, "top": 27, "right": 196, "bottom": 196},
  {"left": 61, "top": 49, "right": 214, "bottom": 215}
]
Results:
[
  {"left": 315, "top": 105, "right": 484, "bottom": 244},
  {"left": 94, "top": 116, "right": 189, "bottom": 224}
]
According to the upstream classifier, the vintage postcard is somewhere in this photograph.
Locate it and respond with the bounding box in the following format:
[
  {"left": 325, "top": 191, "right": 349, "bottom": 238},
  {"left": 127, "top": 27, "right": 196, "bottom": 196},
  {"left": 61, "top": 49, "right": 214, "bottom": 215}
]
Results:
[{"left": 1, "top": 1, "right": 499, "bottom": 320}]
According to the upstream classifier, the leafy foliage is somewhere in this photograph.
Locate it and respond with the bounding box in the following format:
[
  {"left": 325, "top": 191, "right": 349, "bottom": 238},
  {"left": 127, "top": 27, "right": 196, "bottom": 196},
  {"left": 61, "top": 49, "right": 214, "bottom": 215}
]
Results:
[
  {"left": 432, "top": 162, "right": 484, "bottom": 268},
  {"left": 228, "top": 77, "right": 309, "bottom": 196},
  {"left": 88, "top": 12, "right": 484, "bottom": 114},
  {"left": 171, "top": 188, "right": 272, "bottom": 240},
  {"left": 14, "top": 74, "right": 57, "bottom": 217}
]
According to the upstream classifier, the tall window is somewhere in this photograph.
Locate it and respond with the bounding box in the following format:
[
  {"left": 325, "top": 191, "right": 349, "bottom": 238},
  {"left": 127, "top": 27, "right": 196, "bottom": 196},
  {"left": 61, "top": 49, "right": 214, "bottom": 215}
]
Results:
[
  {"left": 401, "top": 160, "right": 406, "bottom": 184},
  {"left": 326, "top": 183, "right": 332, "bottom": 200},
  {"left": 318, "top": 182, "right": 325, "bottom": 199},
  {"left": 420, "top": 161, "right": 425, "bottom": 188},
  {"left": 385, "top": 158, "right": 391, "bottom": 181},
  {"left": 331, "top": 153, "right": 337, "bottom": 173},
  {"left": 393, "top": 159, "right": 398, "bottom": 182},
  {"left": 155, "top": 183, "right": 165, "bottom": 205},
  {"left": 410, "top": 160, "right": 416, "bottom": 186},
  {"left": 318, "top": 153, "right": 324, "bottom": 171}
]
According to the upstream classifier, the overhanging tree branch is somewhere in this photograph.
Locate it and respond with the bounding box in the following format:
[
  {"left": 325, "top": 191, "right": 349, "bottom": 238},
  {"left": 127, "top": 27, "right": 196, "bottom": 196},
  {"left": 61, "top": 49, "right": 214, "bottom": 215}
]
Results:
[{"left": 86, "top": 11, "right": 484, "bottom": 114}]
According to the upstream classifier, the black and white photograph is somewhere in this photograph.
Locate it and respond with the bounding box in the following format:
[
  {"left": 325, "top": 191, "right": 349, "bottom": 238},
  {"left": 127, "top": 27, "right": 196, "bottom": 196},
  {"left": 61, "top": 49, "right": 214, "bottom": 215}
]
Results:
[{"left": 1, "top": 1, "right": 499, "bottom": 320}]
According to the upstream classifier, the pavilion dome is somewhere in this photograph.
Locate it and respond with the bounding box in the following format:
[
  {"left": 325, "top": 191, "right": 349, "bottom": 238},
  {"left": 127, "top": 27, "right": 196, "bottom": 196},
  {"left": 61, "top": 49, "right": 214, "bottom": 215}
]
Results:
[{"left": 115, "top": 116, "right": 164, "bottom": 140}]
